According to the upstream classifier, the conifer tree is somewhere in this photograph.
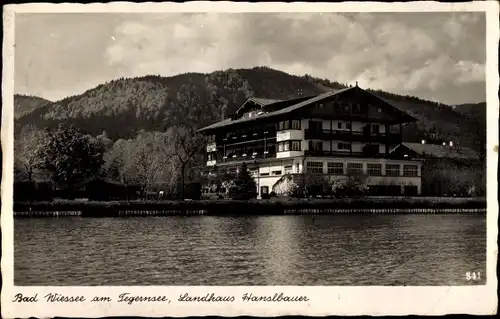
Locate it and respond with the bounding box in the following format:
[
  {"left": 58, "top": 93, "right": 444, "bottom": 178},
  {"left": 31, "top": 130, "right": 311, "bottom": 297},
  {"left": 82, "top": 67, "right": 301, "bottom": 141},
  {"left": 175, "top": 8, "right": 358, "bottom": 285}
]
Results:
[{"left": 228, "top": 162, "right": 257, "bottom": 200}]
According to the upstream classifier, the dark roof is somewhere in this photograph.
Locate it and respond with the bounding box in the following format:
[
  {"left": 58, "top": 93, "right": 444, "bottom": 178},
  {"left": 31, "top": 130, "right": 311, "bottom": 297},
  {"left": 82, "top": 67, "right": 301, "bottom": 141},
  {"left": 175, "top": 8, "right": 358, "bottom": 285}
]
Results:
[
  {"left": 250, "top": 97, "right": 283, "bottom": 106},
  {"left": 400, "top": 142, "right": 479, "bottom": 160},
  {"left": 198, "top": 86, "right": 416, "bottom": 132},
  {"left": 199, "top": 88, "right": 352, "bottom": 132},
  {"left": 233, "top": 97, "right": 284, "bottom": 116}
]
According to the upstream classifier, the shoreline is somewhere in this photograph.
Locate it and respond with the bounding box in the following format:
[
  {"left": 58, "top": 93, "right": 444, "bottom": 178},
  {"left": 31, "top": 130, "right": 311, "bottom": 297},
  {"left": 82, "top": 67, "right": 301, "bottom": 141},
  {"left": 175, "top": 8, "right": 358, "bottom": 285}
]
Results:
[{"left": 12, "top": 197, "right": 486, "bottom": 217}]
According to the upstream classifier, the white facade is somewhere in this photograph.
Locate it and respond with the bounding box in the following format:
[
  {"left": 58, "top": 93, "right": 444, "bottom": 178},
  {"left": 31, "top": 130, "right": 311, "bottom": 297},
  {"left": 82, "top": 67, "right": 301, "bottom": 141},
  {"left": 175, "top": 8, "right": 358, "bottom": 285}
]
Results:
[{"left": 214, "top": 156, "right": 422, "bottom": 198}]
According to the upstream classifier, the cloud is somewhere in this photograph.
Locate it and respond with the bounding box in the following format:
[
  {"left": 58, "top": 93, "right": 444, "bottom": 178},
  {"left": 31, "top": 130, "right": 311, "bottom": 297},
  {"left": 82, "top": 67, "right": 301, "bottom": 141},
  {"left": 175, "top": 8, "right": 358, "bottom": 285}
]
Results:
[{"left": 16, "top": 12, "right": 486, "bottom": 105}]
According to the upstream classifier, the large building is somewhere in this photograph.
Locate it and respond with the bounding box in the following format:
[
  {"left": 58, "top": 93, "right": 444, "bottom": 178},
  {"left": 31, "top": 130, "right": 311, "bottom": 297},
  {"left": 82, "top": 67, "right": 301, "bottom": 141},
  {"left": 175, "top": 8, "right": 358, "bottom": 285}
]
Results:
[{"left": 198, "top": 85, "right": 423, "bottom": 198}]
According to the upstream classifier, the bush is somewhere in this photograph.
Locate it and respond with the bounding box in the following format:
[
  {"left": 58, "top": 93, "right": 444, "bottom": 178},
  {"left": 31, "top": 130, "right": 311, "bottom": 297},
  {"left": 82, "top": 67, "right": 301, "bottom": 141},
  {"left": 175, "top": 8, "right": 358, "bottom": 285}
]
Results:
[
  {"left": 14, "top": 181, "right": 54, "bottom": 201},
  {"left": 14, "top": 182, "right": 36, "bottom": 201},
  {"left": 35, "top": 182, "right": 54, "bottom": 201},
  {"left": 330, "top": 174, "right": 369, "bottom": 197},
  {"left": 184, "top": 182, "right": 202, "bottom": 200},
  {"left": 269, "top": 191, "right": 277, "bottom": 197}
]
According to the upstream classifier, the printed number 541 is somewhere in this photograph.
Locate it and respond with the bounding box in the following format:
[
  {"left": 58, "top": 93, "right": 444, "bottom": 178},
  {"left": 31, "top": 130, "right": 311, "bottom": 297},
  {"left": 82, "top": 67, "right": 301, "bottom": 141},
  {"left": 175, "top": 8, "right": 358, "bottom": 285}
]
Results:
[{"left": 465, "top": 272, "right": 481, "bottom": 281}]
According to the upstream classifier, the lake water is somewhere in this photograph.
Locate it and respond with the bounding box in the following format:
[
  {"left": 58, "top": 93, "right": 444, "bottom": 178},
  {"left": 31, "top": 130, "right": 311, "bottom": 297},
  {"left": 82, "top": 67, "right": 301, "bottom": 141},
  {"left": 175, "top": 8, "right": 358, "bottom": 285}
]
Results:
[{"left": 14, "top": 214, "right": 486, "bottom": 286}]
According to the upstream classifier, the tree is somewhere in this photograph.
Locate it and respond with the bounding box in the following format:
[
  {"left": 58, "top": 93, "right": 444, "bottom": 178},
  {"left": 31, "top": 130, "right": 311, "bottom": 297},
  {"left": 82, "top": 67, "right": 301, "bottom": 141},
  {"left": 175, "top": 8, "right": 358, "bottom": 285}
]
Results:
[
  {"left": 228, "top": 163, "right": 257, "bottom": 200},
  {"left": 163, "top": 83, "right": 213, "bottom": 198},
  {"left": 14, "top": 124, "right": 47, "bottom": 182},
  {"left": 37, "top": 124, "right": 104, "bottom": 192},
  {"left": 96, "top": 130, "right": 113, "bottom": 151},
  {"left": 167, "top": 126, "right": 206, "bottom": 199},
  {"left": 102, "top": 131, "right": 175, "bottom": 196}
]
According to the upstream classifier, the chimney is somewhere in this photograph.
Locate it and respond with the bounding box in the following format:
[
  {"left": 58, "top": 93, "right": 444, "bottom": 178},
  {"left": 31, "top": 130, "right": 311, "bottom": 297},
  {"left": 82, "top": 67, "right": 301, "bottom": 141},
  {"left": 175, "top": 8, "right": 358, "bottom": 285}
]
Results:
[
  {"left": 449, "top": 141, "right": 454, "bottom": 147},
  {"left": 421, "top": 139, "right": 426, "bottom": 144}
]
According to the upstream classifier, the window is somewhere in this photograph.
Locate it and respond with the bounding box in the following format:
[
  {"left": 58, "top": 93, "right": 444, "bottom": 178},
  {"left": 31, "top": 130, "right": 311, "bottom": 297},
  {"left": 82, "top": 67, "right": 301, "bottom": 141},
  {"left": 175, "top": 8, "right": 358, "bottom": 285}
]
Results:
[
  {"left": 309, "top": 121, "right": 322, "bottom": 132},
  {"left": 279, "top": 121, "right": 290, "bottom": 131},
  {"left": 310, "top": 141, "right": 323, "bottom": 151},
  {"left": 338, "top": 122, "right": 351, "bottom": 130},
  {"left": 278, "top": 143, "right": 284, "bottom": 152},
  {"left": 372, "top": 124, "right": 380, "bottom": 134},
  {"left": 295, "top": 163, "right": 300, "bottom": 173},
  {"left": 307, "top": 161, "right": 324, "bottom": 173},
  {"left": 386, "top": 164, "right": 400, "bottom": 176},
  {"left": 403, "top": 165, "right": 418, "bottom": 177},
  {"left": 367, "top": 163, "right": 382, "bottom": 176},
  {"left": 260, "top": 172, "right": 269, "bottom": 176},
  {"left": 327, "top": 162, "right": 344, "bottom": 174},
  {"left": 318, "top": 103, "right": 324, "bottom": 108},
  {"left": 261, "top": 186, "right": 269, "bottom": 195},
  {"left": 284, "top": 165, "right": 293, "bottom": 175},
  {"left": 291, "top": 120, "right": 301, "bottom": 129},
  {"left": 278, "top": 141, "right": 301, "bottom": 152},
  {"left": 272, "top": 170, "right": 282, "bottom": 176},
  {"left": 338, "top": 143, "right": 351, "bottom": 150},
  {"left": 207, "top": 153, "right": 215, "bottom": 161},
  {"left": 347, "top": 163, "right": 363, "bottom": 174}
]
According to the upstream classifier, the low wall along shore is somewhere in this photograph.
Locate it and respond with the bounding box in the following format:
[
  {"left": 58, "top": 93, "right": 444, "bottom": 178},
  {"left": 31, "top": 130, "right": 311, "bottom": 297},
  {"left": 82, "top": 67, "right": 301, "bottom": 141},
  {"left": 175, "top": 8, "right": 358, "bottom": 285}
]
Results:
[{"left": 13, "top": 197, "right": 487, "bottom": 218}]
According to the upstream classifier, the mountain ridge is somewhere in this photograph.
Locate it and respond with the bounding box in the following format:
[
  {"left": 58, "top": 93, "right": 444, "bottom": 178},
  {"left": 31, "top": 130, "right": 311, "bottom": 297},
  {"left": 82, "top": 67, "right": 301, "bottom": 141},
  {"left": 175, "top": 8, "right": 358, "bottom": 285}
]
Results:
[{"left": 14, "top": 66, "right": 486, "bottom": 152}]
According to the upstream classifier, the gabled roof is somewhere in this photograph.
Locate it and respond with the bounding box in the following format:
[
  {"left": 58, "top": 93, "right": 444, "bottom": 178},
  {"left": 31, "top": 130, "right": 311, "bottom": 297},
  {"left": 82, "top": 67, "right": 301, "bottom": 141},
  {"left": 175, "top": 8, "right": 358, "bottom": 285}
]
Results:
[
  {"left": 398, "top": 142, "right": 479, "bottom": 161},
  {"left": 198, "top": 86, "right": 417, "bottom": 132},
  {"left": 251, "top": 97, "right": 283, "bottom": 106},
  {"left": 199, "top": 88, "right": 352, "bottom": 132},
  {"left": 233, "top": 97, "right": 284, "bottom": 117},
  {"left": 267, "top": 87, "right": 353, "bottom": 117}
]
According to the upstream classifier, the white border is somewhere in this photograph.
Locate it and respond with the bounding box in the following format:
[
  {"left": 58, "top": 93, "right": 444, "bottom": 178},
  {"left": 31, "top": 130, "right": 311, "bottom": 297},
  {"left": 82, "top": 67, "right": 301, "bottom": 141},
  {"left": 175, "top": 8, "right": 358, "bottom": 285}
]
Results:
[{"left": 2, "top": 2, "right": 498, "bottom": 317}]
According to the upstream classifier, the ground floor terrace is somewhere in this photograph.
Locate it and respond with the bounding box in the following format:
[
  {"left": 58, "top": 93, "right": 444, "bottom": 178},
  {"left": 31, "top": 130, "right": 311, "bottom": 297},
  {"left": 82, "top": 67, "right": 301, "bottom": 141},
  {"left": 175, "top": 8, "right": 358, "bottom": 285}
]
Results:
[{"left": 203, "top": 156, "right": 422, "bottom": 198}]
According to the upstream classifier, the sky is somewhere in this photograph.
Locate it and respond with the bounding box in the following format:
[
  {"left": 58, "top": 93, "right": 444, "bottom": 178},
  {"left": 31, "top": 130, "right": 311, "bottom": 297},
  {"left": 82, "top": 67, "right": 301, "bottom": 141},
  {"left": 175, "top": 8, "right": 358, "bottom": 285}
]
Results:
[{"left": 14, "top": 11, "right": 486, "bottom": 105}]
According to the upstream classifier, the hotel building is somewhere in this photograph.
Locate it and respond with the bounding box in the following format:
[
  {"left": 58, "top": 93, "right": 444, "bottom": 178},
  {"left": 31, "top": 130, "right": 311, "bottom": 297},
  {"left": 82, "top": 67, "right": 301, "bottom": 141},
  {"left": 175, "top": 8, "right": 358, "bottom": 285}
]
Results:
[{"left": 198, "top": 85, "right": 423, "bottom": 198}]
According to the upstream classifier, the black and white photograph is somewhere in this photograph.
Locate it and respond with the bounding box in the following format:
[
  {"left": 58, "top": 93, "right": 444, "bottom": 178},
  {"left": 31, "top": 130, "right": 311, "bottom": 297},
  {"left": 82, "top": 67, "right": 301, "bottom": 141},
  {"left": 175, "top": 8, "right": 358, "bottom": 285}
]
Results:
[{"left": 2, "top": 1, "right": 498, "bottom": 317}]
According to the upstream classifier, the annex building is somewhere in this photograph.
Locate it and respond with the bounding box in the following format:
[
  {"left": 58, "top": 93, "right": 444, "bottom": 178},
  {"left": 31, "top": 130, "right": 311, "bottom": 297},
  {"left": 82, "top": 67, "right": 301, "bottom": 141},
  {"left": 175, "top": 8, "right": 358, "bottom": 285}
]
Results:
[{"left": 198, "top": 85, "right": 423, "bottom": 198}]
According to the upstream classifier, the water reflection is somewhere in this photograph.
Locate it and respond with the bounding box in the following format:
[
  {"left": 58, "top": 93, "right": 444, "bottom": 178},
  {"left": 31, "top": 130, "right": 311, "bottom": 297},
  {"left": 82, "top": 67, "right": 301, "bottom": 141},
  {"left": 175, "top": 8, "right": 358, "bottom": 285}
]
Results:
[{"left": 14, "top": 214, "right": 486, "bottom": 286}]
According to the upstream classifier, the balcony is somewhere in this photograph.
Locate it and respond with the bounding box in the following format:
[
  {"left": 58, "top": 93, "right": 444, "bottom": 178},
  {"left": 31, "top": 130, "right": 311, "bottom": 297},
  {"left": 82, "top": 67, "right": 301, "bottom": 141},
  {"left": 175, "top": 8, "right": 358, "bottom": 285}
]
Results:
[
  {"left": 220, "top": 151, "right": 277, "bottom": 164},
  {"left": 219, "top": 129, "right": 276, "bottom": 145},
  {"left": 304, "top": 150, "right": 388, "bottom": 158},
  {"left": 305, "top": 129, "right": 401, "bottom": 143}
]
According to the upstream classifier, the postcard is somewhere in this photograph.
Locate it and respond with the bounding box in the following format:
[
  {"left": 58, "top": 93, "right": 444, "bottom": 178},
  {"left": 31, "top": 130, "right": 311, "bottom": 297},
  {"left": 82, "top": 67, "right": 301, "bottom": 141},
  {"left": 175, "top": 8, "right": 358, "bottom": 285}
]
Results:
[{"left": 2, "top": 1, "right": 498, "bottom": 317}]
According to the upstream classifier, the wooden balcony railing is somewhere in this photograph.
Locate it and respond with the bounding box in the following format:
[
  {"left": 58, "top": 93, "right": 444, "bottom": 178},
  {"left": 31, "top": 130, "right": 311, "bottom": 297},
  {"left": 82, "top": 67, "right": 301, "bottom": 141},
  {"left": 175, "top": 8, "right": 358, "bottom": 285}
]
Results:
[
  {"left": 221, "top": 151, "right": 277, "bottom": 163},
  {"left": 304, "top": 150, "right": 388, "bottom": 158},
  {"left": 304, "top": 129, "right": 401, "bottom": 143}
]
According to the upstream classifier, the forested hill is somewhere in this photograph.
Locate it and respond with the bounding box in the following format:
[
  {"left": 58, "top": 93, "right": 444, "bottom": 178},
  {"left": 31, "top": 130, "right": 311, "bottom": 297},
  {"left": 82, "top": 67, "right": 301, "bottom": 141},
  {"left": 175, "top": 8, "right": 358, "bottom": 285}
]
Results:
[
  {"left": 15, "top": 66, "right": 486, "bottom": 151},
  {"left": 453, "top": 102, "right": 487, "bottom": 125},
  {"left": 14, "top": 94, "right": 51, "bottom": 119}
]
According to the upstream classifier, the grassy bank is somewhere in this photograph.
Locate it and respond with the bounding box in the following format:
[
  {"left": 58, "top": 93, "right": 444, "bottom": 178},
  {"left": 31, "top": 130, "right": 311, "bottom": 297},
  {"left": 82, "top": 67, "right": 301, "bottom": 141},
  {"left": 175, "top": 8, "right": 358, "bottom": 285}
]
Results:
[{"left": 13, "top": 196, "right": 487, "bottom": 217}]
